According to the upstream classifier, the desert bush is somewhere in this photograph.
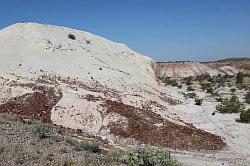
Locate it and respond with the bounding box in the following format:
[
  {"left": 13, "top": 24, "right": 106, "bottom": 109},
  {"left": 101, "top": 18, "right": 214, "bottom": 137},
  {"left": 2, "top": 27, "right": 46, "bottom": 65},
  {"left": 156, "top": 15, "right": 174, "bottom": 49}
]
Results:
[
  {"left": 169, "top": 80, "right": 178, "bottom": 87},
  {"left": 195, "top": 98, "right": 203, "bottom": 106},
  {"left": 184, "top": 76, "right": 193, "bottom": 85},
  {"left": 195, "top": 73, "right": 210, "bottom": 81},
  {"left": 66, "top": 138, "right": 100, "bottom": 153},
  {"left": 104, "top": 148, "right": 124, "bottom": 164},
  {"left": 163, "top": 78, "right": 178, "bottom": 87},
  {"left": 237, "top": 83, "right": 249, "bottom": 90},
  {"left": 31, "top": 121, "right": 51, "bottom": 139},
  {"left": 123, "top": 147, "right": 182, "bottom": 166},
  {"left": 68, "top": 34, "right": 76, "bottom": 40},
  {"left": 63, "top": 159, "right": 75, "bottom": 166},
  {"left": 216, "top": 94, "right": 245, "bottom": 113},
  {"left": 223, "top": 74, "right": 231, "bottom": 79},
  {"left": 215, "top": 96, "right": 223, "bottom": 102},
  {"left": 230, "top": 88, "right": 236, "bottom": 93},
  {"left": 207, "top": 77, "right": 215, "bottom": 83},
  {"left": 245, "top": 91, "right": 250, "bottom": 104},
  {"left": 0, "top": 146, "right": 4, "bottom": 154},
  {"left": 177, "top": 85, "right": 182, "bottom": 89},
  {"left": 236, "top": 72, "right": 244, "bottom": 84},
  {"left": 187, "top": 86, "right": 194, "bottom": 91},
  {"left": 240, "top": 108, "right": 250, "bottom": 123},
  {"left": 200, "top": 83, "right": 212, "bottom": 91},
  {"left": 218, "top": 83, "right": 225, "bottom": 88},
  {"left": 215, "top": 76, "right": 227, "bottom": 84},
  {"left": 183, "top": 92, "right": 196, "bottom": 99},
  {"left": 212, "top": 91, "right": 219, "bottom": 96},
  {"left": 206, "top": 87, "right": 214, "bottom": 94},
  {"left": 85, "top": 40, "right": 90, "bottom": 44}
]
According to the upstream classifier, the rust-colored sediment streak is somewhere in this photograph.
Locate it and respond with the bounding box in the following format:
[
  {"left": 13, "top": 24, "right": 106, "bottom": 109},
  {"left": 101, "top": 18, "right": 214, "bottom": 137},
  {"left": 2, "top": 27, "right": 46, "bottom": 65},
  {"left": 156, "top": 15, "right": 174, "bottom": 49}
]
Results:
[
  {"left": 0, "top": 90, "right": 226, "bottom": 150},
  {"left": 101, "top": 98, "right": 226, "bottom": 150},
  {"left": 0, "top": 86, "right": 62, "bottom": 122}
]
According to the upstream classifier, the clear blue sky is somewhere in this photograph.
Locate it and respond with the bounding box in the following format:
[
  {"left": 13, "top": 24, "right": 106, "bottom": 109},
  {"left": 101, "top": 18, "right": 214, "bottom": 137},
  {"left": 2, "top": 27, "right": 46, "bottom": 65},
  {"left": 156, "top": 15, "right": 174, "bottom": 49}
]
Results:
[{"left": 1, "top": 0, "right": 250, "bottom": 61}]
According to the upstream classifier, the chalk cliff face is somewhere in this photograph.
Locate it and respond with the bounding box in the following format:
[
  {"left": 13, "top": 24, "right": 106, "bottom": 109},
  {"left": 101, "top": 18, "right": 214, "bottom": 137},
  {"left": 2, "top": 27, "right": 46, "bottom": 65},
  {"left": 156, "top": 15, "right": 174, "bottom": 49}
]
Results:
[
  {"left": 0, "top": 23, "right": 225, "bottom": 150},
  {"left": 155, "top": 60, "right": 245, "bottom": 79},
  {"left": 0, "top": 22, "right": 158, "bottom": 131}
]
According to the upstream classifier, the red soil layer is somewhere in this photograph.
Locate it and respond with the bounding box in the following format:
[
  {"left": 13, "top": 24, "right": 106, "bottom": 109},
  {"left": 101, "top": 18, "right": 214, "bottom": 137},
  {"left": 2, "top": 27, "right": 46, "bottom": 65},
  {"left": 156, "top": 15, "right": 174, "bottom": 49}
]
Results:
[
  {"left": 0, "top": 86, "right": 62, "bottom": 123},
  {"left": 0, "top": 82, "right": 226, "bottom": 150},
  {"left": 100, "top": 99, "right": 226, "bottom": 150}
]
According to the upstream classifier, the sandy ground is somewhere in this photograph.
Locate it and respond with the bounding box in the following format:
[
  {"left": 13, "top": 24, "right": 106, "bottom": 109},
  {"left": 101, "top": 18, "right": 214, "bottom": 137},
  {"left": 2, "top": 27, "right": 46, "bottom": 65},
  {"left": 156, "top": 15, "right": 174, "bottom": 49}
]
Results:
[{"left": 168, "top": 86, "right": 250, "bottom": 166}]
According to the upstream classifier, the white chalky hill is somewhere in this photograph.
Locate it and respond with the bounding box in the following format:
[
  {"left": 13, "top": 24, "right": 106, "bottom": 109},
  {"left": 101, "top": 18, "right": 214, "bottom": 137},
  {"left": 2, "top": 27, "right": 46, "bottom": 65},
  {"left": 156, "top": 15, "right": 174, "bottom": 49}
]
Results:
[
  {"left": 0, "top": 23, "right": 226, "bottom": 151},
  {"left": 0, "top": 23, "right": 175, "bottom": 134}
]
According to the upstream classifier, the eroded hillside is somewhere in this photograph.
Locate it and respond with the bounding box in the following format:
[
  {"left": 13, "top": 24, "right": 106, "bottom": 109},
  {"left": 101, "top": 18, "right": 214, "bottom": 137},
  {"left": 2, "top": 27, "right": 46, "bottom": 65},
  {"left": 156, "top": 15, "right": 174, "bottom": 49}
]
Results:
[{"left": 0, "top": 23, "right": 226, "bottom": 151}]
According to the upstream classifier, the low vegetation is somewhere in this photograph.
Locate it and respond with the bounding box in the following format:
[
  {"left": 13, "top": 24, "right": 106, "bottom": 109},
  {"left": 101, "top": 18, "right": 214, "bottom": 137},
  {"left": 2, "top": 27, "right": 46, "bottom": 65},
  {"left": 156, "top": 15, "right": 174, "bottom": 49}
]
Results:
[
  {"left": 183, "top": 76, "right": 193, "bottom": 85},
  {"left": 240, "top": 108, "right": 250, "bottom": 123},
  {"left": 216, "top": 94, "right": 245, "bottom": 113},
  {"left": 195, "top": 73, "right": 210, "bottom": 82},
  {"left": 245, "top": 91, "right": 250, "bottom": 104},
  {"left": 183, "top": 92, "right": 196, "bottom": 99},
  {"left": 236, "top": 72, "right": 244, "bottom": 84},
  {"left": 230, "top": 88, "right": 236, "bottom": 93},
  {"left": 123, "top": 147, "right": 182, "bottom": 166},
  {"left": 68, "top": 34, "right": 76, "bottom": 40},
  {"left": 66, "top": 138, "right": 100, "bottom": 153},
  {"left": 200, "top": 82, "right": 213, "bottom": 92},
  {"left": 195, "top": 98, "right": 203, "bottom": 106},
  {"left": 161, "top": 77, "right": 178, "bottom": 87},
  {"left": 31, "top": 121, "right": 53, "bottom": 139},
  {"left": 177, "top": 84, "right": 182, "bottom": 89},
  {"left": 0, "top": 113, "right": 185, "bottom": 165},
  {"left": 187, "top": 85, "right": 194, "bottom": 91}
]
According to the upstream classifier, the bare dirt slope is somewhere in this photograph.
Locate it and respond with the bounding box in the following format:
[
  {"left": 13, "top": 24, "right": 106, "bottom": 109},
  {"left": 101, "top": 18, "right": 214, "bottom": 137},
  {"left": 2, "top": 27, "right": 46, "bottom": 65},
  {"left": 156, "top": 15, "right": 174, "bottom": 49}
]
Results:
[
  {"left": 155, "top": 62, "right": 218, "bottom": 78},
  {"left": 155, "top": 59, "right": 245, "bottom": 78}
]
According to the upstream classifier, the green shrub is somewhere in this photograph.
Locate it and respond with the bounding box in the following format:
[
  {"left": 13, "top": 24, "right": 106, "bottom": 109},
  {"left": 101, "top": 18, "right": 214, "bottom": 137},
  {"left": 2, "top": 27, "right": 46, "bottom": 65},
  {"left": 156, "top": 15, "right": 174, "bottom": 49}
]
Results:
[
  {"left": 66, "top": 138, "right": 100, "bottom": 153},
  {"left": 215, "top": 75, "right": 227, "bottom": 84},
  {"left": 31, "top": 121, "right": 51, "bottom": 139},
  {"left": 68, "top": 34, "right": 76, "bottom": 40},
  {"left": 230, "top": 88, "right": 236, "bottom": 93},
  {"left": 216, "top": 95, "right": 245, "bottom": 113},
  {"left": 105, "top": 148, "right": 124, "bottom": 164},
  {"left": 184, "top": 92, "right": 196, "bottom": 99},
  {"left": 85, "top": 39, "right": 91, "bottom": 44},
  {"left": 206, "top": 87, "right": 214, "bottom": 94},
  {"left": 177, "top": 85, "right": 182, "bottom": 89},
  {"left": 123, "top": 147, "right": 182, "bottom": 166},
  {"left": 245, "top": 91, "right": 250, "bottom": 104},
  {"left": 207, "top": 77, "right": 215, "bottom": 83},
  {"left": 236, "top": 72, "right": 244, "bottom": 84},
  {"left": 163, "top": 78, "right": 178, "bottom": 87},
  {"left": 184, "top": 76, "right": 193, "bottom": 85},
  {"left": 237, "top": 84, "right": 249, "bottom": 90},
  {"left": 187, "top": 86, "right": 194, "bottom": 91},
  {"left": 63, "top": 159, "right": 75, "bottom": 166},
  {"left": 195, "top": 73, "right": 210, "bottom": 81},
  {"left": 195, "top": 98, "right": 203, "bottom": 106},
  {"left": 240, "top": 108, "right": 250, "bottom": 123},
  {"left": 215, "top": 96, "right": 223, "bottom": 102},
  {"left": 200, "top": 83, "right": 212, "bottom": 91}
]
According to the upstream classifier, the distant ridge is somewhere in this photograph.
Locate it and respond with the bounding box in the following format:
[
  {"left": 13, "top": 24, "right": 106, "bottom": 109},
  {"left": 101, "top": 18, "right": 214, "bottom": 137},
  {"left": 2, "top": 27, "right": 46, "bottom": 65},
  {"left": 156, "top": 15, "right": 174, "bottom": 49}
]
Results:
[{"left": 202, "top": 57, "right": 250, "bottom": 63}]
